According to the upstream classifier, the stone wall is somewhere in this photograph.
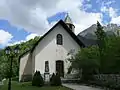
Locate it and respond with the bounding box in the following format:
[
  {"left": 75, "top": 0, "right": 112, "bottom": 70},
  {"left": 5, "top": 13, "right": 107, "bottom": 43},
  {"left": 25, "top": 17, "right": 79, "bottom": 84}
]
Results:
[{"left": 94, "top": 74, "right": 120, "bottom": 84}]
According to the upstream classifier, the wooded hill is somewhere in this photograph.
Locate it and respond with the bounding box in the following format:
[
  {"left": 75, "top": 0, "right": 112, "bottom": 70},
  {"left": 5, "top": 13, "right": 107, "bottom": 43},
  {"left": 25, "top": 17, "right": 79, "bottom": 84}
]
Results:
[{"left": 0, "top": 36, "right": 40, "bottom": 79}]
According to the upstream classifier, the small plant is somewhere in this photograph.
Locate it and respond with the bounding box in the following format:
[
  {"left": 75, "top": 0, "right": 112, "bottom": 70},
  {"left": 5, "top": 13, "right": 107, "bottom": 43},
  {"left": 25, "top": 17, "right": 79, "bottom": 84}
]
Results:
[
  {"left": 32, "top": 71, "right": 44, "bottom": 87},
  {"left": 50, "top": 73, "right": 55, "bottom": 86},
  {"left": 50, "top": 73, "right": 61, "bottom": 86},
  {"left": 54, "top": 73, "right": 61, "bottom": 86},
  {"left": 32, "top": 71, "right": 37, "bottom": 86},
  {"left": 38, "top": 71, "right": 44, "bottom": 86}
]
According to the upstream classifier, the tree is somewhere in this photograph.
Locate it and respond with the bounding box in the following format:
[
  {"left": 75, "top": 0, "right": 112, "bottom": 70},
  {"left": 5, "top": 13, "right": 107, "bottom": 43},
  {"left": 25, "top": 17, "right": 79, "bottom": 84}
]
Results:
[
  {"left": 0, "top": 36, "right": 41, "bottom": 79},
  {"left": 68, "top": 46, "right": 100, "bottom": 81},
  {"left": 95, "top": 21, "right": 106, "bottom": 73},
  {"left": 103, "top": 36, "right": 120, "bottom": 73}
]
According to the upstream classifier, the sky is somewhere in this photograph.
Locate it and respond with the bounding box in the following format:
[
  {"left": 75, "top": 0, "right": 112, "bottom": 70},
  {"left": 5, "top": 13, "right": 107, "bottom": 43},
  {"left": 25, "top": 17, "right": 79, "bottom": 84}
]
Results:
[{"left": 0, "top": 0, "right": 120, "bottom": 48}]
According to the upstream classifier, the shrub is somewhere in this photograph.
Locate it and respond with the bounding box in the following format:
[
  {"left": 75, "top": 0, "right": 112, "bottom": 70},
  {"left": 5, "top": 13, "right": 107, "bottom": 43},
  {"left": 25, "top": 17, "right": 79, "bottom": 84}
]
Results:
[
  {"left": 54, "top": 73, "right": 61, "bottom": 86},
  {"left": 38, "top": 71, "right": 44, "bottom": 86},
  {"left": 50, "top": 73, "right": 55, "bottom": 86},
  {"left": 32, "top": 71, "right": 44, "bottom": 87},
  {"left": 12, "top": 76, "right": 19, "bottom": 81},
  {"left": 50, "top": 73, "right": 61, "bottom": 86},
  {"left": 32, "top": 71, "right": 37, "bottom": 86}
]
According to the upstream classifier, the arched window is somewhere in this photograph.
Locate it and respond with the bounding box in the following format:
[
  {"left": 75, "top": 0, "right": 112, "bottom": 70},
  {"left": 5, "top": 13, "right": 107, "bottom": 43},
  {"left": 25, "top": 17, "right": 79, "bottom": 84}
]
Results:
[
  {"left": 45, "top": 61, "right": 49, "bottom": 72},
  {"left": 56, "top": 34, "right": 63, "bottom": 45}
]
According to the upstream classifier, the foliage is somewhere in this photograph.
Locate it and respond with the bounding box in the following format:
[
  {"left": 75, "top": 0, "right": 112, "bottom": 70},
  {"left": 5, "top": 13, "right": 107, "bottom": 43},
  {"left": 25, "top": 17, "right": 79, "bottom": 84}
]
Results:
[
  {"left": 69, "top": 46, "right": 100, "bottom": 71},
  {"left": 54, "top": 73, "right": 61, "bottom": 86},
  {"left": 50, "top": 73, "right": 61, "bottom": 86},
  {"left": 0, "top": 36, "right": 40, "bottom": 79},
  {"left": 50, "top": 73, "right": 55, "bottom": 86},
  {"left": 95, "top": 21, "right": 106, "bottom": 42},
  {"left": 12, "top": 76, "right": 19, "bottom": 81},
  {"left": 68, "top": 46, "right": 100, "bottom": 81},
  {"left": 68, "top": 21, "right": 120, "bottom": 82},
  {"left": 32, "top": 71, "right": 44, "bottom": 87},
  {"left": 102, "top": 36, "right": 120, "bottom": 73},
  {"left": 95, "top": 21, "right": 106, "bottom": 73}
]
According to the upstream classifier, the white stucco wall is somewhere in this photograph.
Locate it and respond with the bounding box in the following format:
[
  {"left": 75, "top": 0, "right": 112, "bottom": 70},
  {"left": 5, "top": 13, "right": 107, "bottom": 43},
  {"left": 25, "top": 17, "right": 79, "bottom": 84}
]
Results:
[
  {"left": 32, "top": 24, "right": 80, "bottom": 76},
  {"left": 19, "top": 53, "right": 32, "bottom": 81}
]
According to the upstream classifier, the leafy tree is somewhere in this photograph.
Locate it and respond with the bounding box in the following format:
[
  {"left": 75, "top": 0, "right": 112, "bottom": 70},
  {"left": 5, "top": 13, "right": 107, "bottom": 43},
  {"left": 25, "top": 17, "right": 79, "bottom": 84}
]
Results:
[
  {"left": 103, "top": 36, "right": 120, "bottom": 73},
  {"left": 95, "top": 21, "right": 106, "bottom": 73},
  {"left": 68, "top": 46, "right": 100, "bottom": 81},
  {"left": 0, "top": 36, "right": 41, "bottom": 79}
]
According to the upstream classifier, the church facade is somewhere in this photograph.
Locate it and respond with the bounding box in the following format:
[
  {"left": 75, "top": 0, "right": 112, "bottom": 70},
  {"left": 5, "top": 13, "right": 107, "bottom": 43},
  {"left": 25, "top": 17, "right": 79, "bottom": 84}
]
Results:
[{"left": 19, "top": 15, "right": 85, "bottom": 82}]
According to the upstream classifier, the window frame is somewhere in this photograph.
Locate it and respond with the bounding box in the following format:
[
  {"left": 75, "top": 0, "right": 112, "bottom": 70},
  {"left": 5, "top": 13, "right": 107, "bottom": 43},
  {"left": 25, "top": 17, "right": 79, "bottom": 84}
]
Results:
[
  {"left": 56, "top": 34, "right": 63, "bottom": 45},
  {"left": 45, "top": 61, "right": 49, "bottom": 72}
]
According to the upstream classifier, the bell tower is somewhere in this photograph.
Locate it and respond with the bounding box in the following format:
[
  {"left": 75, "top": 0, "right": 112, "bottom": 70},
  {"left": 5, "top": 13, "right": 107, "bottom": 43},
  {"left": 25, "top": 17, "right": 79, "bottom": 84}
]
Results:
[{"left": 64, "top": 13, "right": 75, "bottom": 33}]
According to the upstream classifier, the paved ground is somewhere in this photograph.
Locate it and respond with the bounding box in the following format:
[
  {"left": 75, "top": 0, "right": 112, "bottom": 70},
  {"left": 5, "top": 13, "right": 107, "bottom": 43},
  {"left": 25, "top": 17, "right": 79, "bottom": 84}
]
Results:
[{"left": 63, "top": 84, "right": 103, "bottom": 90}]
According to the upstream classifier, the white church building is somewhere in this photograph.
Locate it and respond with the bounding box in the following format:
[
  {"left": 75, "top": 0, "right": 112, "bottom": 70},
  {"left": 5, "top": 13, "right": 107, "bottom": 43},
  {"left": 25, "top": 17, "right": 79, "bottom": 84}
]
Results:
[{"left": 19, "top": 15, "right": 85, "bottom": 82}]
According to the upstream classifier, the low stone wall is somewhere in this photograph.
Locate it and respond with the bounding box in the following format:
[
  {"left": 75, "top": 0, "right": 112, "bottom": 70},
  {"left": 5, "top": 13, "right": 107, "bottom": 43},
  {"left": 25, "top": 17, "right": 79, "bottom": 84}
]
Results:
[{"left": 94, "top": 74, "right": 120, "bottom": 84}]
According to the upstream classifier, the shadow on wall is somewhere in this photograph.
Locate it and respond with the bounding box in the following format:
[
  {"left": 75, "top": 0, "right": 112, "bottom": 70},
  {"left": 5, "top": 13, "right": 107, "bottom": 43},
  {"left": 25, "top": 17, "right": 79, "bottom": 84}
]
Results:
[{"left": 20, "top": 53, "right": 32, "bottom": 82}]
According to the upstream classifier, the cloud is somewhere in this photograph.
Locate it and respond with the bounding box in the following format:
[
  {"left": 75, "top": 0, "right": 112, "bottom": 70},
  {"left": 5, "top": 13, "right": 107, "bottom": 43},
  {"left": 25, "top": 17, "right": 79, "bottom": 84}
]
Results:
[
  {"left": 0, "top": 0, "right": 102, "bottom": 35},
  {"left": 0, "top": 29, "right": 13, "bottom": 46},
  {"left": 111, "top": 16, "right": 120, "bottom": 25},
  {"left": 7, "top": 40, "right": 26, "bottom": 46},
  {"left": 26, "top": 33, "right": 39, "bottom": 41},
  {"left": 103, "top": 0, "right": 115, "bottom": 6},
  {"left": 100, "top": 1, "right": 119, "bottom": 25},
  {"left": 8, "top": 33, "right": 39, "bottom": 46},
  {"left": 101, "top": 6, "right": 108, "bottom": 12},
  {"left": 0, "top": 0, "right": 82, "bottom": 35},
  {"left": 109, "top": 7, "right": 117, "bottom": 18},
  {"left": 69, "top": 9, "right": 102, "bottom": 34},
  {"left": 101, "top": 6, "right": 117, "bottom": 18},
  {"left": 83, "top": 4, "right": 92, "bottom": 10}
]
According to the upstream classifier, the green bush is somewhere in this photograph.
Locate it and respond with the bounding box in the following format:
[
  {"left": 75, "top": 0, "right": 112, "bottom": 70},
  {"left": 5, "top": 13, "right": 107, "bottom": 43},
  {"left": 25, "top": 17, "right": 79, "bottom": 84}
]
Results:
[
  {"left": 50, "top": 73, "right": 55, "bottom": 86},
  {"left": 38, "top": 71, "right": 44, "bottom": 86},
  {"left": 12, "top": 76, "right": 19, "bottom": 81},
  {"left": 32, "top": 71, "right": 37, "bottom": 86},
  {"left": 32, "top": 71, "right": 44, "bottom": 87},
  {"left": 54, "top": 73, "right": 61, "bottom": 86},
  {"left": 50, "top": 73, "right": 61, "bottom": 86}
]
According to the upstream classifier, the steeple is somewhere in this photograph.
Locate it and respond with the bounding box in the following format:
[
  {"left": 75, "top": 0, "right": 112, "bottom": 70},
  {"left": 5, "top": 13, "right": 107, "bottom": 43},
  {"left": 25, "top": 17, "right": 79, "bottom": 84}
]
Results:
[{"left": 64, "top": 13, "right": 75, "bottom": 33}]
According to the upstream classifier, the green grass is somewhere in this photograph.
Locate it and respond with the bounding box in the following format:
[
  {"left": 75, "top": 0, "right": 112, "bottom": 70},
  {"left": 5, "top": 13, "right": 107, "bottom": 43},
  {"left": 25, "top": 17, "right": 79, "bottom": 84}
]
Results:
[{"left": 0, "top": 81, "right": 72, "bottom": 90}]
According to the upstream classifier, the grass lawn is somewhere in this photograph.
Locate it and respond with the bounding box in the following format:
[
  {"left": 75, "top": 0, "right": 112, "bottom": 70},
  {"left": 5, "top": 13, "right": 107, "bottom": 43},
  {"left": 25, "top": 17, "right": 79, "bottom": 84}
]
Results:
[{"left": 0, "top": 81, "right": 72, "bottom": 90}]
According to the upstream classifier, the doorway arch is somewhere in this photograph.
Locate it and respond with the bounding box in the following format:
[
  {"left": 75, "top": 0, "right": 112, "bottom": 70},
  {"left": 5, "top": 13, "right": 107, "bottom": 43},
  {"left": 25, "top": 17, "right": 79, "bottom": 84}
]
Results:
[{"left": 56, "top": 60, "right": 64, "bottom": 77}]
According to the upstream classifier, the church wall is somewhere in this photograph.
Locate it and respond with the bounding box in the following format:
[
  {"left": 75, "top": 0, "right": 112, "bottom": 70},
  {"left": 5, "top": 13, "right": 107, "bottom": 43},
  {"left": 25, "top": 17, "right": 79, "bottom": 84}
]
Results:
[
  {"left": 32, "top": 49, "right": 35, "bottom": 76},
  {"left": 19, "top": 53, "right": 32, "bottom": 82},
  {"left": 33, "top": 24, "right": 80, "bottom": 76}
]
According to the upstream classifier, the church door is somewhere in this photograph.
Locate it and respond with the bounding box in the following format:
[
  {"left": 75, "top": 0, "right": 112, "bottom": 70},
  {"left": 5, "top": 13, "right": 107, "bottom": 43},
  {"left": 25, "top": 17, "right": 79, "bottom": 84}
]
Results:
[{"left": 56, "top": 60, "right": 64, "bottom": 77}]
